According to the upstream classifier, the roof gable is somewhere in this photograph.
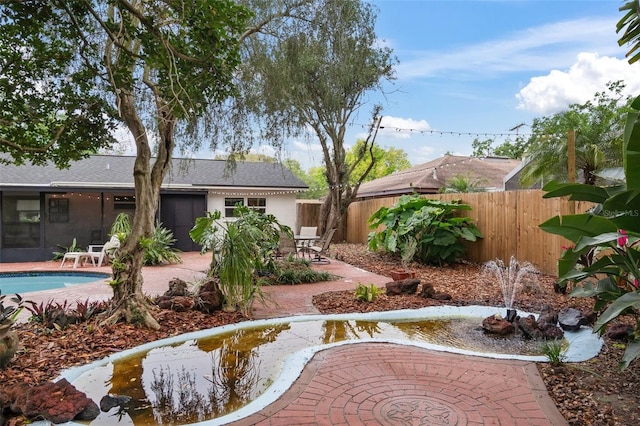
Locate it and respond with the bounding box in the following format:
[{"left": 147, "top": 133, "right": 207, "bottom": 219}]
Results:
[{"left": 356, "top": 155, "right": 521, "bottom": 198}]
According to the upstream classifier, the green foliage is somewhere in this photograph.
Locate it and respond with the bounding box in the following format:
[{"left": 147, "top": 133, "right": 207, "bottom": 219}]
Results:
[
  {"left": 273, "top": 258, "right": 332, "bottom": 285},
  {"left": 521, "top": 81, "right": 632, "bottom": 186},
  {"left": 109, "top": 213, "right": 181, "bottom": 266},
  {"left": 471, "top": 137, "right": 528, "bottom": 159},
  {"left": 0, "top": 291, "right": 23, "bottom": 326},
  {"left": 52, "top": 238, "right": 84, "bottom": 261},
  {"left": 367, "top": 195, "right": 483, "bottom": 266},
  {"left": 617, "top": 0, "right": 640, "bottom": 65},
  {"left": 539, "top": 94, "right": 640, "bottom": 370},
  {"left": 190, "top": 205, "right": 292, "bottom": 313},
  {"left": 355, "top": 283, "right": 381, "bottom": 302},
  {"left": 346, "top": 140, "right": 412, "bottom": 185},
  {"left": 439, "top": 174, "right": 487, "bottom": 194},
  {"left": 540, "top": 340, "right": 568, "bottom": 365}
]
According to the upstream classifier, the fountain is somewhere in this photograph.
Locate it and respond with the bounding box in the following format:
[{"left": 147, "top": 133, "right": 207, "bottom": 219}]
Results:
[{"left": 482, "top": 256, "right": 540, "bottom": 321}]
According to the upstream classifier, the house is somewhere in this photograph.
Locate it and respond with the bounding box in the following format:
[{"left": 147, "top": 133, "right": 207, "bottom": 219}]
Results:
[
  {"left": 355, "top": 155, "right": 522, "bottom": 200},
  {"left": 0, "top": 155, "right": 307, "bottom": 262}
]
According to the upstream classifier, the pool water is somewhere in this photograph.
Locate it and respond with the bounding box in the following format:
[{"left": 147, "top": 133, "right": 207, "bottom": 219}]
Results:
[{"left": 0, "top": 272, "right": 110, "bottom": 294}]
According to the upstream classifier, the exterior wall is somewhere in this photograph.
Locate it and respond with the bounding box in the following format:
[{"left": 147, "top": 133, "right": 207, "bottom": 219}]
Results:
[{"left": 206, "top": 191, "right": 298, "bottom": 231}]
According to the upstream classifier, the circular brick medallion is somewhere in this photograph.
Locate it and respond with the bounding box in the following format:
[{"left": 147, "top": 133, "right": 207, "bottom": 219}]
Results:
[{"left": 375, "top": 395, "right": 460, "bottom": 425}]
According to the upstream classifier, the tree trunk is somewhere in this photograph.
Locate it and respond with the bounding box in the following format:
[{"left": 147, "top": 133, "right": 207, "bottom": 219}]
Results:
[{"left": 101, "top": 90, "right": 175, "bottom": 330}]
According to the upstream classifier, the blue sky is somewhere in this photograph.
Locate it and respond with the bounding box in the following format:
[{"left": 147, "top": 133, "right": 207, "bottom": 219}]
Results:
[{"left": 269, "top": 0, "right": 640, "bottom": 170}]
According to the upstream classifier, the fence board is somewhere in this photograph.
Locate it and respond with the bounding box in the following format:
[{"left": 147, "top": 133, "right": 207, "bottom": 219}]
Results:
[{"left": 297, "top": 190, "right": 595, "bottom": 276}]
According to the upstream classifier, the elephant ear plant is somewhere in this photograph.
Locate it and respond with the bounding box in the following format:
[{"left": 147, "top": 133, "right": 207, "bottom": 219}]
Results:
[
  {"left": 367, "top": 195, "right": 482, "bottom": 267},
  {"left": 0, "top": 291, "right": 24, "bottom": 368},
  {"left": 539, "top": 95, "right": 640, "bottom": 370}
]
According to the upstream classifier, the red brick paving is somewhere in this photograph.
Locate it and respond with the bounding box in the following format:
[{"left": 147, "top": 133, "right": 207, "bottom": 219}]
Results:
[{"left": 1, "top": 252, "right": 567, "bottom": 425}]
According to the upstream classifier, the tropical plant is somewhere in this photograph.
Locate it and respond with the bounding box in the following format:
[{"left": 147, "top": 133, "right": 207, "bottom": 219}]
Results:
[
  {"left": 539, "top": 94, "right": 640, "bottom": 370},
  {"left": 0, "top": 291, "right": 24, "bottom": 368},
  {"left": 189, "top": 206, "right": 291, "bottom": 313},
  {"left": 51, "top": 238, "right": 84, "bottom": 260},
  {"left": 109, "top": 213, "right": 181, "bottom": 266},
  {"left": 355, "top": 283, "right": 381, "bottom": 303},
  {"left": 521, "top": 81, "right": 632, "bottom": 186},
  {"left": 367, "top": 195, "right": 483, "bottom": 266},
  {"left": 439, "top": 174, "right": 487, "bottom": 194},
  {"left": 540, "top": 340, "right": 568, "bottom": 366}
]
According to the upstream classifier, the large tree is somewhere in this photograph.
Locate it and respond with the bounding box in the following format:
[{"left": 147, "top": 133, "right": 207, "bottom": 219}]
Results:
[
  {"left": 520, "top": 81, "right": 632, "bottom": 186},
  {"left": 239, "top": 0, "right": 397, "bottom": 235},
  {"left": 1, "top": 0, "right": 319, "bottom": 329},
  {"left": 345, "top": 140, "right": 411, "bottom": 185}
]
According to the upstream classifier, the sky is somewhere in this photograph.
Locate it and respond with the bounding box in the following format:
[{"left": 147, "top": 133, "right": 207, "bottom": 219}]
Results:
[{"left": 254, "top": 0, "right": 640, "bottom": 171}]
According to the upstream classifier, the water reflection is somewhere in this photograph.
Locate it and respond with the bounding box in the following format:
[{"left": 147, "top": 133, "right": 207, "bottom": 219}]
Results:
[{"left": 73, "top": 316, "right": 552, "bottom": 425}]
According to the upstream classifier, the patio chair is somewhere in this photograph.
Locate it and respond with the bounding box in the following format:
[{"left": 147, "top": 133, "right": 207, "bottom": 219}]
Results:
[
  {"left": 60, "top": 235, "right": 120, "bottom": 269},
  {"left": 275, "top": 232, "right": 298, "bottom": 259},
  {"left": 304, "top": 228, "right": 336, "bottom": 264},
  {"left": 296, "top": 226, "right": 318, "bottom": 252}
]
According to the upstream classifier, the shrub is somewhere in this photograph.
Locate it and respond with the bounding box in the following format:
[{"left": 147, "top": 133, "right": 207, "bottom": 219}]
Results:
[
  {"left": 367, "top": 195, "right": 482, "bottom": 266},
  {"left": 355, "top": 283, "right": 380, "bottom": 302}
]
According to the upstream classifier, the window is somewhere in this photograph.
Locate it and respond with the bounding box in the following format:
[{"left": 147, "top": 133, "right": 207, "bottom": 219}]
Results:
[
  {"left": 224, "top": 197, "right": 267, "bottom": 217},
  {"left": 248, "top": 198, "right": 266, "bottom": 214},
  {"left": 48, "top": 198, "right": 69, "bottom": 223},
  {"left": 224, "top": 198, "right": 244, "bottom": 217}
]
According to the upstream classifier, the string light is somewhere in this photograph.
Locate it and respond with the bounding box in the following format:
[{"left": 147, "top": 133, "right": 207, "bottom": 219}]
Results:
[{"left": 354, "top": 122, "right": 533, "bottom": 138}]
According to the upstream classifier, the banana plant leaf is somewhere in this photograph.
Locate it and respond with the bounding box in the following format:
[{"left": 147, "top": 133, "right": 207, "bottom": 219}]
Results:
[
  {"left": 542, "top": 180, "right": 615, "bottom": 203},
  {"left": 539, "top": 214, "right": 618, "bottom": 243}
]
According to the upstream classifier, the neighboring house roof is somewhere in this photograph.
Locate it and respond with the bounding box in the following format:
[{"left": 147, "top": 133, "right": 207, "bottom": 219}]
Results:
[
  {"left": 356, "top": 155, "right": 521, "bottom": 199},
  {"left": 0, "top": 155, "right": 308, "bottom": 191}
]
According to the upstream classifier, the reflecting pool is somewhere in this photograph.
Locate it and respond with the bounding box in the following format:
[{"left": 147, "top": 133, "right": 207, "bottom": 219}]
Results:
[{"left": 60, "top": 306, "right": 603, "bottom": 425}]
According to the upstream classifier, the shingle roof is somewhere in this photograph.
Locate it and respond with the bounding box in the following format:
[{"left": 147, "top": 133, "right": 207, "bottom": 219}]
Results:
[
  {"left": 356, "top": 155, "right": 521, "bottom": 199},
  {"left": 0, "top": 155, "right": 308, "bottom": 190}
]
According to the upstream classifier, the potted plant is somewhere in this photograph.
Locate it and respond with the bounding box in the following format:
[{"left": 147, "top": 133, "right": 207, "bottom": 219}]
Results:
[{"left": 0, "top": 291, "right": 24, "bottom": 368}]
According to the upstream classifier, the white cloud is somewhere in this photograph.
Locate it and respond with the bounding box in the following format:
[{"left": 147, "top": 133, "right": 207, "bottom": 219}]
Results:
[
  {"left": 379, "top": 116, "right": 431, "bottom": 140},
  {"left": 398, "top": 17, "right": 621, "bottom": 80},
  {"left": 516, "top": 53, "right": 640, "bottom": 114}
]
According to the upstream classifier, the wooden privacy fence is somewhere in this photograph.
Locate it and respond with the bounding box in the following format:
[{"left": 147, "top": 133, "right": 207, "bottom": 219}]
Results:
[{"left": 298, "top": 190, "right": 594, "bottom": 276}]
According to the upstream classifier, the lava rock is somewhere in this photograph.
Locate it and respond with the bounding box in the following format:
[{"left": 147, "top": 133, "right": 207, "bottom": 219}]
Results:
[
  {"left": 539, "top": 322, "right": 564, "bottom": 340},
  {"left": 0, "top": 379, "right": 99, "bottom": 424},
  {"left": 482, "top": 314, "right": 515, "bottom": 335},
  {"left": 418, "top": 282, "right": 435, "bottom": 298},
  {"left": 100, "top": 394, "right": 132, "bottom": 412},
  {"left": 605, "top": 323, "right": 633, "bottom": 341},
  {"left": 537, "top": 304, "right": 559, "bottom": 326},
  {"left": 164, "top": 278, "right": 190, "bottom": 297},
  {"left": 385, "top": 278, "right": 420, "bottom": 296},
  {"left": 196, "top": 279, "right": 224, "bottom": 313},
  {"left": 517, "top": 315, "right": 542, "bottom": 339},
  {"left": 156, "top": 295, "right": 195, "bottom": 312},
  {"left": 558, "top": 307, "right": 588, "bottom": 331}
]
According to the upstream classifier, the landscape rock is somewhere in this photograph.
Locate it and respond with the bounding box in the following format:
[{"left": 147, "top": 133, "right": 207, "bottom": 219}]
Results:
[
  {"left": 418, "top": 282, "right": 435, "bottom": 298},
  {"left": 517, "top": 315, "right": 542, "bottom": 339},
  {"left": 539, "top": 322, "right": 564, "bottom": 340},
  {"left": 537, "top": 304, "right": 558, "bottom": 326},
  {"left": 558, "top": 307, "right": 588, "bottom": 331},
  {"left": 605, "top": 323, "right": 633, "bottom": 341},
  {"left": 156, "top": 295, "right": 195, "bottom": 312},
  {"left": 0, "top": 379, "right": 99, "bottom": 424},
  {"left": 99, "top": 394, "right": 133, "bottom": 412},
  {"left": 385, "top": 278, "right": 420, "bottom": 296},
  {"left": 164, "top": 278, "right": 190, "bottom": 297},
  {"left": 482, "top": 314, "right": 515, "bottom": 335},
  {"left": 196, "top": 279, "right": 224, "bottom": 313}
]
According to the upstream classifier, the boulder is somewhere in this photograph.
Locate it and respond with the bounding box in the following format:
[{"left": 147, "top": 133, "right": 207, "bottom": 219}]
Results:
[
  {"left": 165, "top": 278, "right": 190, "bottom": 297},
  {"left": 99, "top": 394, "right": 132, "bottom": 412},
  {"left": 418, "top": 282, "right": 435, "bottom": 298},
  {"left": 558, "top": 307, "right": 588, "bottom": 331},
  {"left": 537, "top": 304, "right": 558, "bottom": 326},
  {"left": 156, "top": 295, "right": 195, "bottom": 312},
  {"left": 517, "top": 315, "right": 542, "bottom": 339},
  {"left": 605, "top": 323, "right": 633, "bottom": 341},
  {"left": 482, "top": 314, "right": 515, "bottom": 336},
  {"left": 385, "top": 279, "right": 420, "bottom": 296},
  {"left": 0, "top": 379, "right": 99, "bottom": 424},
  {"left": 539, "top": 322, "right": 564, "bottom": 340},
  {"left": 196, "top": 279, "right": 224, "bottom": 313}
]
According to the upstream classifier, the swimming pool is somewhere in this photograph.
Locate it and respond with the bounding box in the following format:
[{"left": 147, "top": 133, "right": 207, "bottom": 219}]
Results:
[{"left": 0, "top": 272, "right": 110, "bottom": 294}]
